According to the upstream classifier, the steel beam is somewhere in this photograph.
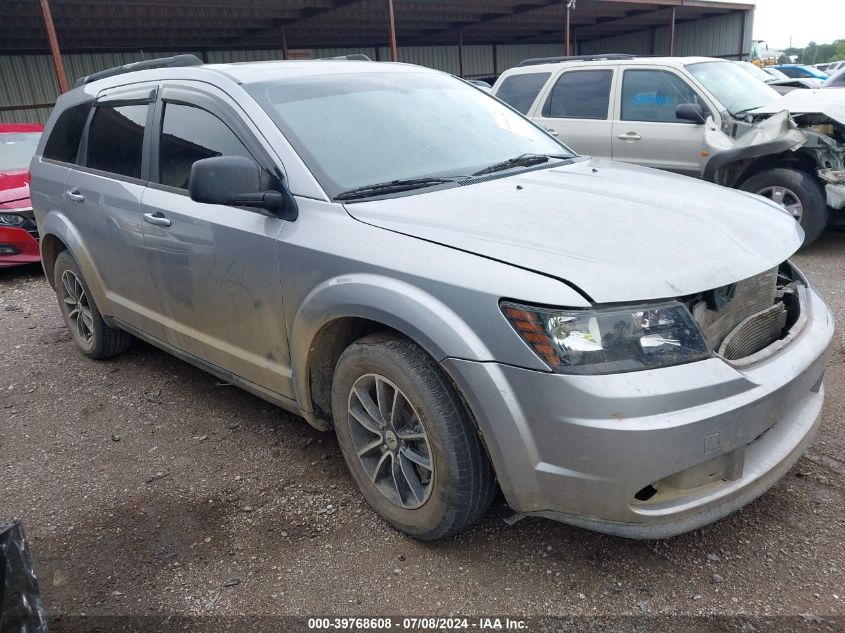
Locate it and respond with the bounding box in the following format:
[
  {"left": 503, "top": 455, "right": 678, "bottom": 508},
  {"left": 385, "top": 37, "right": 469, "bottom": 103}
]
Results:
[{"left": 38, "top": 0, "right": 69, "bottom": 93}]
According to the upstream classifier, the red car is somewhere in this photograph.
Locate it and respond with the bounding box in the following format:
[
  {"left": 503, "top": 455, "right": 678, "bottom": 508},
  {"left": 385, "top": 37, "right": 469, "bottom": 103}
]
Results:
[{"left": 1, "top": 123, "right": 43, "bottom": 268}]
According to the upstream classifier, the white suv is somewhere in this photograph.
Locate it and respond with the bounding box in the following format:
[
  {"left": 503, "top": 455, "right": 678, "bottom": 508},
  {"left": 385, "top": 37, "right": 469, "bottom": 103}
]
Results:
[{"left": 493, "top": 55, "right": 845, "bottom": 245}]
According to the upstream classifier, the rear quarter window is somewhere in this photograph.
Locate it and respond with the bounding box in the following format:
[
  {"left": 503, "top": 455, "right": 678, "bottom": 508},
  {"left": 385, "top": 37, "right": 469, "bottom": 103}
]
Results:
[
  {"left": 43, "top": 101, "right": 92, "bottom": 163},
  {"left": 494, "top": 72, "right": 551, "bottom": 114}
]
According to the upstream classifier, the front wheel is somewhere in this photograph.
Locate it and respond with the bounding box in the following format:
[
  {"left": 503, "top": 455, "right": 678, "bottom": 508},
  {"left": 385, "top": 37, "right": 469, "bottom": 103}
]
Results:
[
  {"left": 740, "top": 168, "right": 828, "bottom": 246},
  {"left": 331, "top": 333, "right": 497, "bottom": 540}
]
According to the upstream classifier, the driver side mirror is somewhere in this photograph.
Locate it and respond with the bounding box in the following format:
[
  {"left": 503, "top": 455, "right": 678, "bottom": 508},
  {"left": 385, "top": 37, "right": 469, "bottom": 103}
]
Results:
[
  {"left": 189, "top": 155, "right": 298, "bottom": 221},
  {"left": 675, "top": 103, "right": 707, "bottom": 124}
]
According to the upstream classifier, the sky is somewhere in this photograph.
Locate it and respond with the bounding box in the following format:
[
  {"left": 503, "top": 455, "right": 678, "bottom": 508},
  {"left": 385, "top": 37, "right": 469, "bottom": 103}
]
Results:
[{"left": 750, "top": 0, "right": 844, "bottom": 49}]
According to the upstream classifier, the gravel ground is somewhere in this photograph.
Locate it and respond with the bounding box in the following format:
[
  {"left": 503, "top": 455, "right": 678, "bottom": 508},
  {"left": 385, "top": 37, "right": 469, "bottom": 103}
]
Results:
[{"left": 1, "top": 232, "right": 844, "bottom": 631}]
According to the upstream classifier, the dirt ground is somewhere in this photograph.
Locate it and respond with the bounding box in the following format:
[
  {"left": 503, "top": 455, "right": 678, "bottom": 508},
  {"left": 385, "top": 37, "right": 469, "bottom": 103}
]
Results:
[{"left": 2, "top": 231, "right": 844, "bottom": 631}]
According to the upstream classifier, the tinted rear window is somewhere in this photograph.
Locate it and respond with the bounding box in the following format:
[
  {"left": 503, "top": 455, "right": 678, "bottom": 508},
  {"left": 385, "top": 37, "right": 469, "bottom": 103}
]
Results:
[
  {"left": 86, "top": 104, "right": 148, "bottom": 179},
  {"left": 43, "top": 101, "right": 91, "bottom": 163},
  {"left": 495, "top": 72, "right": 551, "bottom": 114},
  {"left": 542, "top": 70, "right": 612, "bottom": 119}
]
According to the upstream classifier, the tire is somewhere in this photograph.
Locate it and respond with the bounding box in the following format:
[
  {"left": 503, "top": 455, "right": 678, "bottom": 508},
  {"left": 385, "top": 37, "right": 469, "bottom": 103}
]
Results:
[
  {"left": 331, "top": 333, "right": 497, "bottom": 540},
  {"left": 739, "top": 168, "right": 828, "bottom": 246},
  {"left": 53, "top": 251, "right": 132, "bottom": 359}
]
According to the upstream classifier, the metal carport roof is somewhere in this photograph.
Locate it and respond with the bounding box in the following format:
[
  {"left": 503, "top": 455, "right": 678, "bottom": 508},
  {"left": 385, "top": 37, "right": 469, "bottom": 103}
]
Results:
[{"left": 2, "top": 0, "right": 753, "bottom": 54}]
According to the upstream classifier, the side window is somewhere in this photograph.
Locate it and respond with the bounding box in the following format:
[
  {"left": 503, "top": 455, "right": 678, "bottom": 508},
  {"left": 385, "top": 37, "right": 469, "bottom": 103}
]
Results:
[
  {"left": 542, "top": 70, "right": 612, "bottom": 120},
  {"left": 43, "top": 101, "right": 92, "bottom": 163},
  {"left": 86, "top": 104, "right": 148, "bottom": 179},
  {"left": 621, "top": 70, "right": 702, "bottom": 123},
  {"left": 494, "top": 72, "right": 551, "bottom": 114},
  {"left": 158, "top": 103, "right": 253, "bottom": 190}
]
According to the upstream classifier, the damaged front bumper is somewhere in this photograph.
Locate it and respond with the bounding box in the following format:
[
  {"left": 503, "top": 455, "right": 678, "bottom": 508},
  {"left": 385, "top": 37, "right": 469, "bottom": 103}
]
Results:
[
  {"left": 443, "top": 280, "right": 834, "bottom": 539},
  {"left": 820, "top": 168, "right": 845, "bottom": 209}
]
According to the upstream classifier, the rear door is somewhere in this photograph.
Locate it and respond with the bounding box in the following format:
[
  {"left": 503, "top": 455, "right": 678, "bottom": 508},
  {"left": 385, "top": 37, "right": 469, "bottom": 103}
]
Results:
[
  {"left": 63, "top": 84, "right": 166, "bottom": 339},
  {"left": 611, "top": 67, "right": 711, "bottom": 176},
  {"left": 531, "top": 66, "right": 615, "bottom": 158},
  {"left": 140, "top": 82, "right": 294, "bottom": 398}
]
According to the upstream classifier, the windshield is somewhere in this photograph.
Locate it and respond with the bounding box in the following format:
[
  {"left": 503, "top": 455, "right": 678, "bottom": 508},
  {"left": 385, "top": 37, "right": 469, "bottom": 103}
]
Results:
[
  {"left": 246, "top": 71, "right": 573, "bottom": 198},
  {"left": 0, "top": 132, "right": 41, "bottom": 172},
  {"left": 762, "top": 66, "right": 790, "bottom": 80},
  {"left": 735, "top": 61, "right": 777, "bottom": 83},
  {"left": 687, "top": 61, "right": 780, "bottom": 115}
]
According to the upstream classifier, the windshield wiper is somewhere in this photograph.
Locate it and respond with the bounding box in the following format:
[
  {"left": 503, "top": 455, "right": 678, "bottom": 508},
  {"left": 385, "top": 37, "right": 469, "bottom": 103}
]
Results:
[
  {"left": 733, "top": 105, "right": 764, "bottom": 116},
  {"left": 470, "top": 153, "right": 571, "bottom": 177},
  {"left": 334, "top": 177, "right": 458, "bottom": 201}
]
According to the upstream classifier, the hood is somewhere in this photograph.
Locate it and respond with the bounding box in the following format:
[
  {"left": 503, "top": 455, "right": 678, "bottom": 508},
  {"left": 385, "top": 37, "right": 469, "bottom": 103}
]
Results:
[
  {"left": 345, "top": 159, "right": 802, "bottom": 304},
  {"left": 752, "top": 89, "right": 845, "bottom": 125},
  {"left": 0, "top": 169, "right": 31, "bottom": 208}
]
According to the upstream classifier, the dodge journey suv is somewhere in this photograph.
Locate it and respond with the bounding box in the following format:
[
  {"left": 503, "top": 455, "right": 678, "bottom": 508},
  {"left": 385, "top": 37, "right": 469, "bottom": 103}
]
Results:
[{"left": 31, "top": 55, "right": 833, "bottom": 540}]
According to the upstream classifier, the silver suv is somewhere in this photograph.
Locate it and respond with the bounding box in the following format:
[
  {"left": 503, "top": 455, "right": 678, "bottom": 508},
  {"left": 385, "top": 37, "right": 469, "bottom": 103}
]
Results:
[
  {"left": 494, "top": 55, "right": 845, "bottom": 245},
  {"left": 31, "top": 55, "right": 833, "bottom": 540}
]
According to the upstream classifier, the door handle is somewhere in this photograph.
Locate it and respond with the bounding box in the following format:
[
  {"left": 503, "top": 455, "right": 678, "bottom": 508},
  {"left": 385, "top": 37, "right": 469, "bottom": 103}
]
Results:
[
  {"left": 143, "top": 212, "right": 172, "bottom": 227},
  {"left": 545, "top": 127, "right": 559, "bottom": 137},
  {"left": 617, "top": 132, "right": 642, "bottom": 141},
  {"left": 65, "top": 189, "right": 85, "bottom": 203}
]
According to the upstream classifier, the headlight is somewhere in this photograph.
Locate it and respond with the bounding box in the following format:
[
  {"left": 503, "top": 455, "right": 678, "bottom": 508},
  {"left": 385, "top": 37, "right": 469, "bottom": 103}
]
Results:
[
  {"left": 502, "top": 301, "right": 710, "bottom": 374},
  {"left": 0, "top": 214, "right": 26, "bottom": 226}
]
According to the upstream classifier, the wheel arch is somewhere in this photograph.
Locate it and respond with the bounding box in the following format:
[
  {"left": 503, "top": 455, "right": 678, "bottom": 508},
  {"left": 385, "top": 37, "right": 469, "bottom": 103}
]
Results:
[
  {"left": 290, "top": 274, "right": 495, "bottom": 429},
  {"left": 707, "top": 143, "right": 820, "bottom": 189},
  {"left": 40, "top": 233, "right": 68, "bottom": 289},
  {"left": 38, "top": 212, "right": 110, "bottom": 311}
]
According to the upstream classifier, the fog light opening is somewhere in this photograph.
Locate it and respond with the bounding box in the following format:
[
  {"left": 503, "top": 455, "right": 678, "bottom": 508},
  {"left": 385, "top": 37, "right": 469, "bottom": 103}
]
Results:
[{"left": 634, "top": 484, "right": 658, "bottom": 502}]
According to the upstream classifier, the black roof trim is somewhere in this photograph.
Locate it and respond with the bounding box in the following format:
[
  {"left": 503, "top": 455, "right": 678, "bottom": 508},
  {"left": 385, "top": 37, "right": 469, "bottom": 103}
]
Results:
[
  {"left": 73, "top": 54, "right": 204, "bottom": 88},
  {"left": 517, "top": 53, "right": 636, "bottom": 66}
]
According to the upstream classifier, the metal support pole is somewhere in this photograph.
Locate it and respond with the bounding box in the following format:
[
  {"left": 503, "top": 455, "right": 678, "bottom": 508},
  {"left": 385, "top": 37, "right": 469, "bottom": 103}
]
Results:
[
  {"left": 386, "top": 0, "right": 399, "bottom": 62},
  {"left": 669, "top": 6, "right": 676, "bottom": 56},
  {"left": 458, "top": 29, "right": 464, "bottom": 78},
  {"left": 565, "top": 4, "right": 571, "bottom": 56},
  {"left": 739, "top": 10, "right": 747, "bottom": 60},
  {"left": 39, "top": 0, "right": 68, "bottom": 93},
  {"left": 281, "top": 27, "right": 289, "bottom": 60}
]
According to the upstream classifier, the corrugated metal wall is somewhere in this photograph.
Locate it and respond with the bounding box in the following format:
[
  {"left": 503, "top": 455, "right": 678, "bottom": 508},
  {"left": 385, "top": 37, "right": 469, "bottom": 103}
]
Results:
[
  {"left": 580, "top": 11, "right": 750, "bottom": 58},
  {"left": 1, "top": 42, "right": 565, "bottom": 123},
  {"left": 0, "top": 12, "right": 749, "bottom": 126}
]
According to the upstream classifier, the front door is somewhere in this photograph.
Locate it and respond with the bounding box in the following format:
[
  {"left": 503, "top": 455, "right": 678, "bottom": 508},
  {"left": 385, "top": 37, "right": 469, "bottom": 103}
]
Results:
[
  {"left": 140, "top": 83, "right": 294, "bottom": 398},
  {"left": 611, "top": 68, "right": 710, "bottom": 177}
]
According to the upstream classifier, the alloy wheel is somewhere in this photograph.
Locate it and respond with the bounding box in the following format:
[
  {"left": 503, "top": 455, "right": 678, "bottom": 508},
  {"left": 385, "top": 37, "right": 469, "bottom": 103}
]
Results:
[
  {"left": 346, "top": 374, "right": 434, "bottom": 509},
  {"left": 60, "top": 270, "right": 94, "bottom": 345},
  {"left": 756, "top": 185, "right": 803, "bottom": 222}
]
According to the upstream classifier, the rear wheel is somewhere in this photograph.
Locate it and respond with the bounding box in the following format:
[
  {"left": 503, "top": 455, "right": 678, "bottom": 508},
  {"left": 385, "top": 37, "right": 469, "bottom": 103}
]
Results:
[
  {"left": 331, "top": 333, "right": 496, "bottom": 540},
  {"left": 53, "top": 251, "right": 132, "bottom": 359},
  {"left": 740, "top": 168, "right": 828, "bottom": 246}
]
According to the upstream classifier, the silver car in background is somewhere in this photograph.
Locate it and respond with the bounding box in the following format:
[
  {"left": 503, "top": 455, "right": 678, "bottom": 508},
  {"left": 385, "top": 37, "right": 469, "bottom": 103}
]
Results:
[{"left": 30, "top": 57, "right": 833, "bottom": 540}]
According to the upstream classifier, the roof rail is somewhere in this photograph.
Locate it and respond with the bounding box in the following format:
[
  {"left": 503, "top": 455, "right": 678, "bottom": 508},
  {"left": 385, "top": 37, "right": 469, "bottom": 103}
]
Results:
[
  {"left": 517, "top": 53, "right": 636, "bottom": 67},
  {"left": 318, "top": 54, "right": 373, "bottom": 61},
  {"left": 73, "top": 54, "right": 203, "bottom": 88}
]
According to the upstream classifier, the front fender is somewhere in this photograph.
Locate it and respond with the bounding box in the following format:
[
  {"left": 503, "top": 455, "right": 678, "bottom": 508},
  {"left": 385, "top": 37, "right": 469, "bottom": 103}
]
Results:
[
  {"left": 290, "top": 273, "right": 494, "bottom": 413},
  {"left": 40, "top": 211, "right": 110, "bottom": 313}
]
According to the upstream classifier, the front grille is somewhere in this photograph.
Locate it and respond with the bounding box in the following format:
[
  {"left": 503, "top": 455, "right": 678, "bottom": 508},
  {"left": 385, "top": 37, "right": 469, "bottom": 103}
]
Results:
[
  {"left": 26, "top": 227, "right": 39, "bottom": 242},
  {"left": 691, "top": 267, "right": 778, "bottom": 351}
]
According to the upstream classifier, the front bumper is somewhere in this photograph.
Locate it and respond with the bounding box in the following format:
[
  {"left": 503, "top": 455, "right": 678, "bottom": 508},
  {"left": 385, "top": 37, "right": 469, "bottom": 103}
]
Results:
[
  {"left": 0, "top": 225, "right": 40, "bottom": 268},
  {"left": 443, "top": 285, "right": 834, "bottom": 538}
]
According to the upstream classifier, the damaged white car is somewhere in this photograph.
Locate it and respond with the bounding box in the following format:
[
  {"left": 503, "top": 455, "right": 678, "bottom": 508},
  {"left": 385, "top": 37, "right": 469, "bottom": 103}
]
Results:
[{"left": 493, "top": 56, "right": 845, "bottom": 245}]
